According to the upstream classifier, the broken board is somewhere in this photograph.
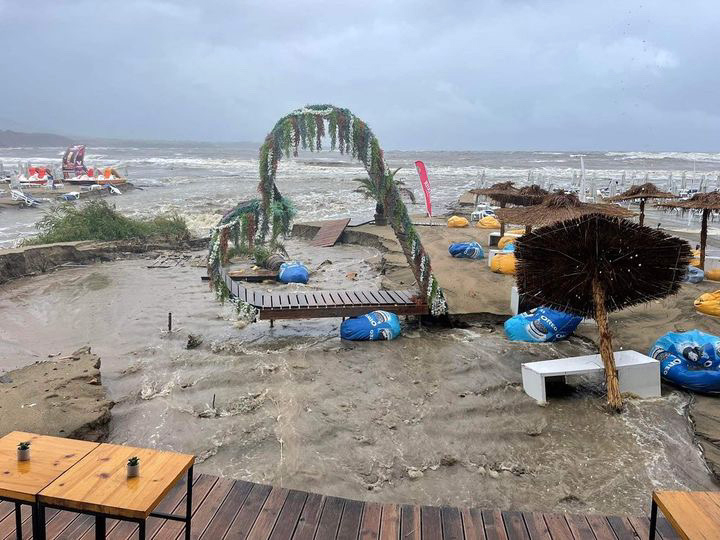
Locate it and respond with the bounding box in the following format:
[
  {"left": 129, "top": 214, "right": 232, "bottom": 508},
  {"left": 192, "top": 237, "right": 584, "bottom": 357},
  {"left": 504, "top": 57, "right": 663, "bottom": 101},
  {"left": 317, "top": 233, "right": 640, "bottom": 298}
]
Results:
[
  {"left": 227, "top": 268, "right": 278, "bottom": 282},
  {"left": 311, "top": 218, "right": 351, "bottom": 247}
]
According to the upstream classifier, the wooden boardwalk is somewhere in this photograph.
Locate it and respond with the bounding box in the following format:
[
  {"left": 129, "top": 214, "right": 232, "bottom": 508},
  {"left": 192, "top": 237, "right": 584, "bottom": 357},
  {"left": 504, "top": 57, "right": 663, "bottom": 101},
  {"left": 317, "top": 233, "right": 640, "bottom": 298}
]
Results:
[
  {"left": 311, "top": 219, "right": 351, "bottom": 247},
  {"left": 219, "top": 267, "right": 428, "bottom": 321},
  {"left": 0, "top": 474, "right": 679, "bottom": 539}
]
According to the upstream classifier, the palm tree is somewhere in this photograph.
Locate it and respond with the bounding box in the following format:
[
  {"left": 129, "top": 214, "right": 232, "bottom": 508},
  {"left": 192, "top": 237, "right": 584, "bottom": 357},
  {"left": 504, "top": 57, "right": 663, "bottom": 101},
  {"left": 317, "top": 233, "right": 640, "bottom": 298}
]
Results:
[{"left": 353, "top": 168, "right": 416, "bottom": 225}]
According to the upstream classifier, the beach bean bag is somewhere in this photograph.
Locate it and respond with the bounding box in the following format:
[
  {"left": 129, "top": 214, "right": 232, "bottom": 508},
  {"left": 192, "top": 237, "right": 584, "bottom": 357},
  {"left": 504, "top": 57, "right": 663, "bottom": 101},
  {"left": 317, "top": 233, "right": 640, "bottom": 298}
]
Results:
[
  {"left": 340, "top": 310, "right": 402, "bottom": 341},
  {"left": 695, "top": 290, "right": 720, "bottom": 317},
  {"left": 501, "top": 242, "right": 515, "bottom": 252},
  {"left": 508, "top": 229, "right": 526, "bottom": 235},
  {"left": 448, "top": 241, "right": 484, "bottom": 260},
  {"left": 278, "top": 262, "right": 309, "bottom": 284},
  {"left": 476, "top": 216, "right": 501, "bottom": 229},
  {"left": 497, "top": 236, "right": 516, "bottom": 249},
  {"left": 649, "top": 330, "right": 720, "bottom": 393},
  {"left": 447, "top": 216, "right": 469, "bottom": 228},
  {"left": 706, "top": 269, "right": 720, "bottom": 282},
  {"left": 690, "top": 250, "right": 701, "bottom": 267},
  {"left": 504, "top": 307, "right": 582, "bottom": 342},
  {"left": 490, "top": 253, "right": 516, "bottom": 275},
  {"left": 683, "top": 266, "right": 704, "bottom": 283}
]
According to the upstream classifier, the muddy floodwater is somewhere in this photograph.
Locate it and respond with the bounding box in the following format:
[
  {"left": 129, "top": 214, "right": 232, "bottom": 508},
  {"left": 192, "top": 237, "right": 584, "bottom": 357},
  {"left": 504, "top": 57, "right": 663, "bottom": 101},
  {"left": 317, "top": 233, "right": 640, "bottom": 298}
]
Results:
[{"left": 0, "top": 241, "right": 716, "bottom": 517}]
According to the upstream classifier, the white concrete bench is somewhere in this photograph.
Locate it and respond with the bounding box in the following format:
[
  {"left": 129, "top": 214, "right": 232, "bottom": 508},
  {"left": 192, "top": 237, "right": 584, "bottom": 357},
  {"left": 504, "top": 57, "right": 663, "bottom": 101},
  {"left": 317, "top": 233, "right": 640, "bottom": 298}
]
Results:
[{"left": 521, "top": 350, "right": 661, "bottom": 404}]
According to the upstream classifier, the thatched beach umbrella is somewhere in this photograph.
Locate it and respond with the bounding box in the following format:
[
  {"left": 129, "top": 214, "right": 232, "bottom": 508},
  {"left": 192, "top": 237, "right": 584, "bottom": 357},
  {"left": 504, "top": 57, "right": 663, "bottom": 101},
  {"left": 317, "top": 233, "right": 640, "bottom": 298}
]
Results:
[
  {"left": 471, "top": 182, "right": 548, "bottom": 234},
  {"left": 516, "top": 214, "right": 691, "bottom": 410},
  {"left": 607, "top": 182, "right": 676, "bottom": 226},
  {"left": 656, "top": 192, "right": 720, "bottom": 269},
  {"left": 496, "top": 193, "right": 633, "bottom": 234}
]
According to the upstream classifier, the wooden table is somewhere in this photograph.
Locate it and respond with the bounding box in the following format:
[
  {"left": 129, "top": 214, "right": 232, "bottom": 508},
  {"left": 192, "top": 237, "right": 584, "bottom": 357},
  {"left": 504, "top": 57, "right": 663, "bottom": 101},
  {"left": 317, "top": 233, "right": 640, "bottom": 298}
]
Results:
[
  {"left": 0, "top": 431, "right": 98, "bottom": 540},
  {"left": 37, "top": 442, "right": 194, "bottom": 539},
  {"left": 650, "top": 490, "right": 720, "bottom": 539}
]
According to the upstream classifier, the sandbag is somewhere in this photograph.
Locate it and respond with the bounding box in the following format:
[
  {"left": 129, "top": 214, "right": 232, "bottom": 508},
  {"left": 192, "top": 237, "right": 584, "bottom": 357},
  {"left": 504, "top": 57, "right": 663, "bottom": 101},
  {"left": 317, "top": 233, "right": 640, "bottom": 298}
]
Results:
[
  {"left": 504, "top": 307, "right": 582, "bottom": 342},
  {"left": 683, "top": 266, "right": 704, "bottom": 283},
  {"left": 490, "top": 253, "right": 516, "bottom": 274},
  {"left": 649, "top": 330, "right": 720, "bottom": 393},
  {"left": 476, "top": 216, "right": 501, "bottom": 229},
  {"left": 498, "top": 236, "right": 516, "bottom": 249},
  {"left": 278, "top": 262, "right": 309, "bottom": 284},
  {"left": 447, "top": 216, "right": 469, "bottom": 228},
  {"left": 695, "top": 290, "right": 720, "bottom": 316},
  {"left": 448, "top": 241, "right": 484, "bottom": 260},
  {"left": 706, "top": 268, "right": 720, "bottom": 282},
  {"left": 340, "top": 310, "right": 402, "bottom": 341}
]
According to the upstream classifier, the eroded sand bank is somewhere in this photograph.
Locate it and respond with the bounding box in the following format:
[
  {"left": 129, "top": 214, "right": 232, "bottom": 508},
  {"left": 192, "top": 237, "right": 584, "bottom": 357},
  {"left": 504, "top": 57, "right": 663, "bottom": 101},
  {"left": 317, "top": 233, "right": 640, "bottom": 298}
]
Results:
[{"left": 0, "top": 236, "right": 716, "bottom": 516}]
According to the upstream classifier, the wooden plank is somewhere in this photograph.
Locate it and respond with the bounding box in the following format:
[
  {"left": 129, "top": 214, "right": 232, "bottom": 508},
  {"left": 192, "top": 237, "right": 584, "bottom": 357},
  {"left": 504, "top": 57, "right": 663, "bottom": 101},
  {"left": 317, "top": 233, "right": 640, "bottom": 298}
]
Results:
[
  {"left": 521, "top": 512, "right": 550, "bottom": 540},
  {"left": 38, "top": 443, "right": 193, "bottom": 520},
  {"left": 166, "top": 476, "right": 235, "bottom": 539},
  {"left": 385, "top": 290, "right": 406, "bottom": 305},
  {"left": 224, "top": 483, "right": 272, "bottom": 539},
  {"left": 0, "top": 432, "right": 99, "bottom": 503},
  {"left": 338, "top": 291, "right": 356, "bottom": 306},
  {"left": 656, "top": 517, "right": 681, "bottom": 540},
  {"left": 267, "top": 490, "right": 308, "bottom": 540},
  {"left": 40, "top": 510, "right": 81, "bottom": 540},
  {"left": 360, "top": 502, "right": 383, "bottom": 540},
  {"left": 305, "top": 293, "right": 319, "bottom": 308},
  {"left": 421, "top": 506, "right": 443, "bottom": 540},
  {"left": 247, "top": 487, "right": 289, "bottom": 540},
  {"left": 201, "top": 480, "right": 254, "bottom": 540},
  {"left": 262, "top": 293, "right": 272, "bottom": 309},
  {"left": 295, "top": 293, "right": 309, "bottom": 308},
  {"left": 441, "top": 506, "right": 465, "bottom": 540},
  {"left": 564, "top": 513, "right": 595, "bottom": 540},
  {"left": 627, "top": 516, "right": 652, "bottom": 540},
  {"left": 400, "top": 504, "right": 421, "bottom": 540},
  {"left": 347, "top": 292, "right": 365, "bottom": 305},
  {"left": 336, "top": 499, "right": 364, "bottom": 540},
  {"left": 311, "top": 219, "right": 351, "bottom": 247},
  {"left": 584, "top": 514, "right": 618, "bottom": 540},
  {"left": 228, "top": 269, "right": 278, "bottom": 282},
  {"left": 482, "top": 510, "right": 509, "bottom": 540},
  {"left": 379, "top": 504, "right": 400, "bottom": 540},
  {"left": 375, "top": 290, "right": 396, "bottom": 305},
  {"left": 287, "top": 294, "right": 300, "bottom": 308},
  {"left": 501, "top": 511, "right": 529, "bottom": 539},
  {"left": 462, "top": 508, "right": 487, "bottom": 540},
  {"left": 55, "top": 513, "right": 94, "bottom": 540},
  {"left": 541, "top": 513, "right": 574, "bottom": 540},
  {"left": 291, "top": 493, "right": 325, "bottom": 540},
  {"left": 607, "top": 515, "right": 641, "bottom": 540},
  {"left": 313, "top": 496, "right": 344, "bottom": 540}
]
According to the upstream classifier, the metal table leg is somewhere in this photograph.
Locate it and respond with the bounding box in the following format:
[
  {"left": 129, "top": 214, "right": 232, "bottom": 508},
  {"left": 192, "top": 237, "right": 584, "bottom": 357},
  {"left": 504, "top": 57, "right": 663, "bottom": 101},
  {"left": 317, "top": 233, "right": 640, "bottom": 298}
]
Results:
[
  {"left": 185, "top": 466, "right": 193, "bottom": 540},
  {"left": 14, "top": 502, "right": 21, "bottom": 540},
  {"left": 96, "top": 515, "right": 107, "bottom": 539},
  {"left": 138, "top": 519, "right": 146, "bottom": 540},
  {"left": 37, "top": 503, "right": 46, "bottom": 540},
  {"left": 649, "top": 498, "right": 658, "bottom": 540}
]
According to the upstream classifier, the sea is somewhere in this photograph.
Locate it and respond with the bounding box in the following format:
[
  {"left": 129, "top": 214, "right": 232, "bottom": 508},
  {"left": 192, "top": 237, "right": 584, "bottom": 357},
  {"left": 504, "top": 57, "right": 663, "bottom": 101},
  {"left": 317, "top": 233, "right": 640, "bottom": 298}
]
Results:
[{"left": 2, "top": 144, "right": 720, "bottom": 247}]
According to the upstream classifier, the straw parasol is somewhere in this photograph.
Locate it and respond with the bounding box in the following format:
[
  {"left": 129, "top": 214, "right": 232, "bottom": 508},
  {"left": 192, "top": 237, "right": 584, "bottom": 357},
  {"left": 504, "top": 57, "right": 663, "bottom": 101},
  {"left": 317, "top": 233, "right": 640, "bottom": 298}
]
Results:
[
  {"left": 607, "top": 182, "right": 676, "bottom": 226},
  {"left": 656, "top": 192, "right": 720, "bottom": 269},
  {"left": 515, "top": 214, "right": 691, "bottom": 410},
  {"left": 496, "top": 193, "right": 633, "bottom": 233},
  {"left": 471, "top": 182, "right": 548, "bottom": 234}
]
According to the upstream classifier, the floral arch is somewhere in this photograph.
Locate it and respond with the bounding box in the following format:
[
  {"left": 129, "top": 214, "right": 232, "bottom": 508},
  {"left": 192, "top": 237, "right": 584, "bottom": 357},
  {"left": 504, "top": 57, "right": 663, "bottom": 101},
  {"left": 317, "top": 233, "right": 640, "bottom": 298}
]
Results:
[{"left": 208, "top": 104, "right": 447, "bottom": 316}]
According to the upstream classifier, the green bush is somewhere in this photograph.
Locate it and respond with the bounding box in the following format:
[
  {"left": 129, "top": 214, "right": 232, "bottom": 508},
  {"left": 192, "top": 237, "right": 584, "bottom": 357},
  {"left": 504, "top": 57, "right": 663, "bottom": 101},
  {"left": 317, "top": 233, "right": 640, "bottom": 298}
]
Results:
[{"left": 25, "top": 200, "right": 190, "bottom": 245}]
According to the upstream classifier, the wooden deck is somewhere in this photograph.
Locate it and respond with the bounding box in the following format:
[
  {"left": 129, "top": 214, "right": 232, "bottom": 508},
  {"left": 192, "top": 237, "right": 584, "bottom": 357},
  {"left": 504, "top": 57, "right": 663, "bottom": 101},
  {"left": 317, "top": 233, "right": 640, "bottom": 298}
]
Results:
[
  {"left": 218, "top": 267, "right": 429, "bottom": 321},
  {"left": 0, "top": 474, "right": 680, "bottom": 539},
  {"left": 311, "top": 218, "right": 351, "bottom": 247}
]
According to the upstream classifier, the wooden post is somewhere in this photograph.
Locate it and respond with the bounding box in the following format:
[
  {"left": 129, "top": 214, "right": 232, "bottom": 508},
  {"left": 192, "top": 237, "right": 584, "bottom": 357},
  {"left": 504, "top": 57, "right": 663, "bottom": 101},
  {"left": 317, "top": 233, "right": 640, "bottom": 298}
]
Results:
[
  {"left": 700, "top": 209, "right": 709, "bottom": 270},
  {"left": 525, "top": 225, "right": 532, "bottom": 235},
  {"left": 168, "top": 313, "right": 172, "bottom": 332},
  {"left": 499, "top": 202, "right": 506, "bottom": 236},
  {"left": 639, "top": 199, "right": 646, "bottom": 227},
  {"left": 592, "top": 278, "right": 622, "bottom": 411}
]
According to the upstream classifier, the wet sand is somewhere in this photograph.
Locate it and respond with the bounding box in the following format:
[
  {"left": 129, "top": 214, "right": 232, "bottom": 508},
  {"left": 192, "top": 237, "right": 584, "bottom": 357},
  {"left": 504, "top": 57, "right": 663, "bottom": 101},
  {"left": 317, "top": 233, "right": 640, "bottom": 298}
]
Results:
[{"left": 0, "top": 238, "right": 716, "bottom": 516}]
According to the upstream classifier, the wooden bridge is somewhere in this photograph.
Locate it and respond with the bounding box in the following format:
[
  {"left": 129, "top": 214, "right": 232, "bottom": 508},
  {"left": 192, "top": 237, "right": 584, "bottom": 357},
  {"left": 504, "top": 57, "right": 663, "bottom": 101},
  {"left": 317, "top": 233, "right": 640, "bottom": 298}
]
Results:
[
  {"left": 2, "top": 473, "right": 679, "bottom": 539},
  {"left": 218, "top": 266, "right": 429, "bottom": 322}
]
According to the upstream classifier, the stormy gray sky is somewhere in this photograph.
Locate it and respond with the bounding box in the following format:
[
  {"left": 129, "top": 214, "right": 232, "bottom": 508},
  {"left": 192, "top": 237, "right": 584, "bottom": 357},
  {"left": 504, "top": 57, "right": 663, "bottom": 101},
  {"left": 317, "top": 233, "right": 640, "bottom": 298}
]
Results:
[{"left": 1, "top": 0, "right": 718, "bottom": 150}]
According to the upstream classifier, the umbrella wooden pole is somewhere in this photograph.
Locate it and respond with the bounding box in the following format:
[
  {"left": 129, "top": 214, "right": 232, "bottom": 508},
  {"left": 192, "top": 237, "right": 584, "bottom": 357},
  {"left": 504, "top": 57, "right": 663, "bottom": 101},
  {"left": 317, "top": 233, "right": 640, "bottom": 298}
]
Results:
[
  {"left": 525, "top": 225, "right": 532, "bottom": 234},
  {"left": 592, "top": 277, "right": 623, "bottom": 411},
  {"left": 700, "top": 209, "right": 709, "bottom": 270},
  {"left": 639, "top": 199, "right": 646, "bottom": 227},
  {"left": 500, "top": 202, "right": 506, "bottom": 236}
]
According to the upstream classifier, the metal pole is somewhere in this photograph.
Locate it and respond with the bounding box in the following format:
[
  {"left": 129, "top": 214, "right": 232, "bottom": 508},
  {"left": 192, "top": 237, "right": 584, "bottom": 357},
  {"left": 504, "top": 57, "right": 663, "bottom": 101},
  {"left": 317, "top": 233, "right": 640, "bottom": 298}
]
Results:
[{"left": 186, "top": 466, "right": 194, "bottom": 540}]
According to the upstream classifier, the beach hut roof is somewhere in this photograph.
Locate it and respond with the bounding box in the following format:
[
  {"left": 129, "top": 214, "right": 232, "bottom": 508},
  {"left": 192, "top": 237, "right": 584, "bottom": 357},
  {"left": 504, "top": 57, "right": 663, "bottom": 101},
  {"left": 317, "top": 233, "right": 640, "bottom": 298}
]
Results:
[
  {"left": 515, "top": 213, "right": 691, "bottom": 317},
  {"left": 656, "top": 191, "right": 720, "bottom": 210},
  {"left": 608, "top": 182, "right": 675, "bottom": 202},
  {"left": 495, "top": 193, "right": 633, "bottom": 226}
]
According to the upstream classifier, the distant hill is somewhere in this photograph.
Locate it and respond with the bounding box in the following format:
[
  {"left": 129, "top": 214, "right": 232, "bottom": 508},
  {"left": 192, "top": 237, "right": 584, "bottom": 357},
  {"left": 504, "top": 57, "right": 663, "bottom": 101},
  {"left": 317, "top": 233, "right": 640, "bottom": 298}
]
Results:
[{"left": 0, "top": 130, "right": 74, "bottom": 147}]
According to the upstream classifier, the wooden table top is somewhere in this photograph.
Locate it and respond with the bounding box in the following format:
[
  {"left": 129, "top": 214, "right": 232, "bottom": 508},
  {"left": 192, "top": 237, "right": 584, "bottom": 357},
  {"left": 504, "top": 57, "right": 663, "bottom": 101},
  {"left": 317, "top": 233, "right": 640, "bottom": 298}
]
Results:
[
  {"left": 39, "top": 443, "right": 194, "bottom": 519},
  {"left": 653, "top": 490, "right": 720, "bottom": 540},
  {"left": 0, "top": 431, "right": 99, "bottom": 503}
]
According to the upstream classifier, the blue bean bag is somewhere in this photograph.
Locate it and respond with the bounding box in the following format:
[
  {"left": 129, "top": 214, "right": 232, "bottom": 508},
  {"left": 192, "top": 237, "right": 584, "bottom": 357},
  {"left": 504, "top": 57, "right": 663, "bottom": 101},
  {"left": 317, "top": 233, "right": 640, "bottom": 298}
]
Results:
[
  {"left": 502, "top": 242, "right": 515, "bottom": 252},
  {"left": 448, "top": 241, "right": 484, "bottom": 260},
  {"left": 504, "top": 307, "right": 582, "bottom": 343},
  {"left": 649, "top": 330, "right": 720, "bottom": 394},
  {"left": 278, "top": 262, "right": 309, "bottom": 284},
  {"left": 683, "top": 266, "right": 704, "bottom": 283},
  {"left": 341, "top": 310, "right": 402, "bottom": 341}
]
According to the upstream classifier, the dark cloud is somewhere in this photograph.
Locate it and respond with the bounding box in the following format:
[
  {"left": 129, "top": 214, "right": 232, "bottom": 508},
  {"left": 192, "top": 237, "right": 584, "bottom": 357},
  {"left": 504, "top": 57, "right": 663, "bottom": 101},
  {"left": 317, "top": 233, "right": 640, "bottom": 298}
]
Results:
[{"left": 1, "top": 0, "right": 718, "bottom": 150}]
